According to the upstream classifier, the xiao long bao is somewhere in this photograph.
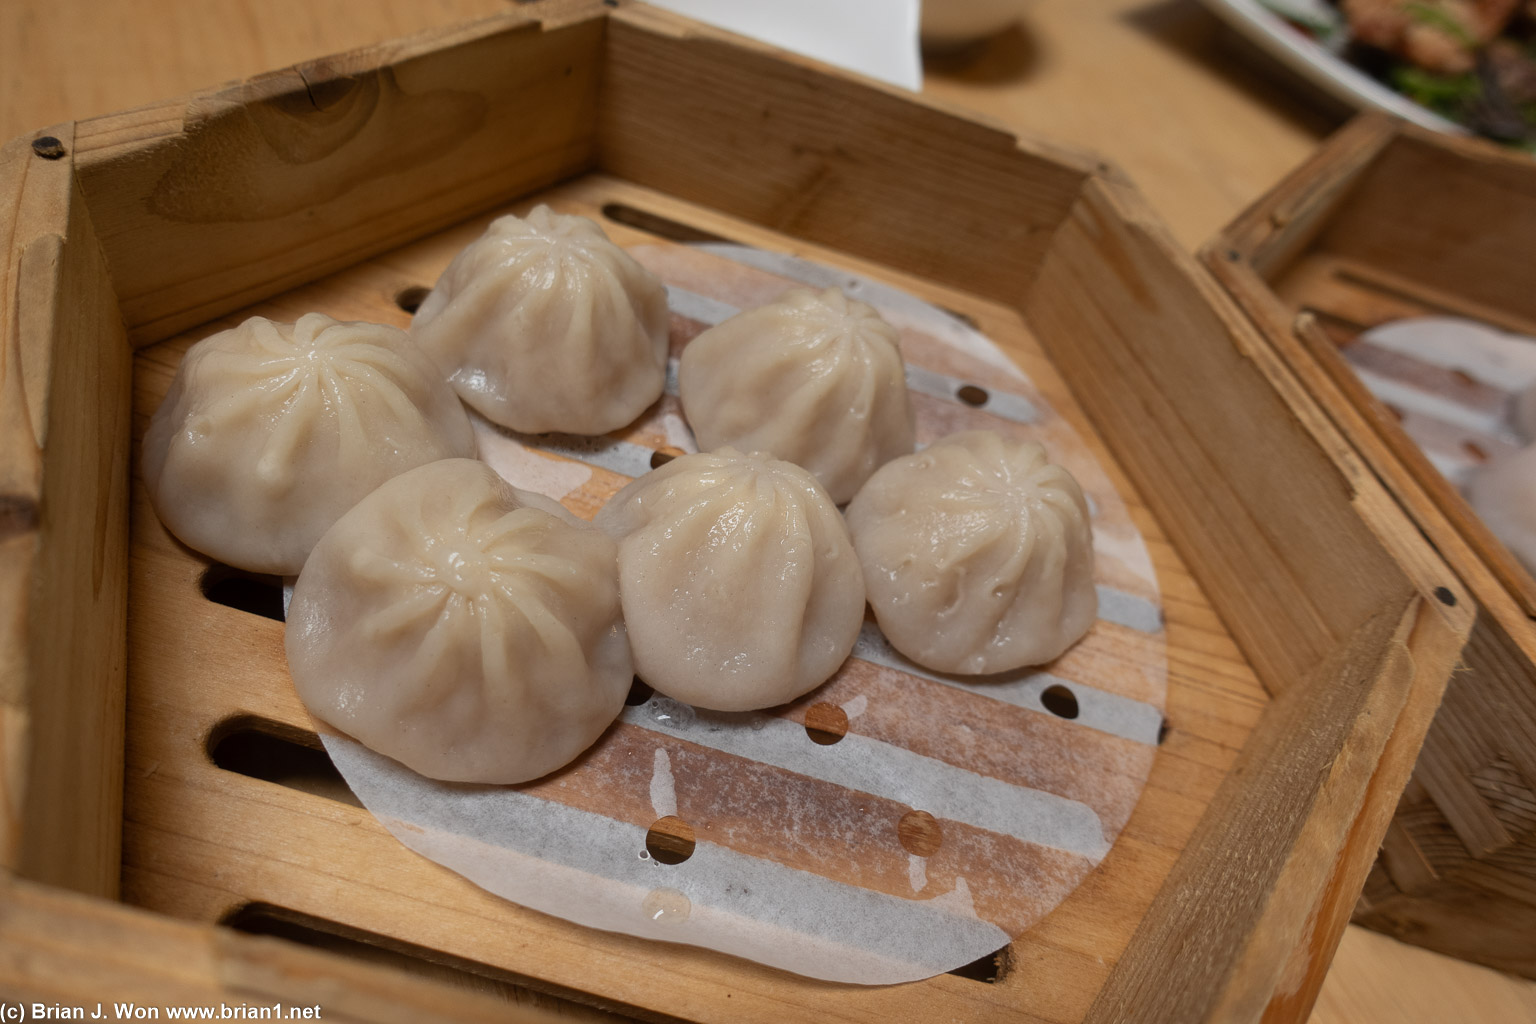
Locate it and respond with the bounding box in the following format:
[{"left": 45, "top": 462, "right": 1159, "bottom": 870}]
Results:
[
  {"left": 141, "top": 313, "right": 475, "bottom": 576},
  {"left": 845, "top": 431, "right": 1098, "bottom": 675},
  {"left": 596, "top": 448, "right": 865, "bottom": 712},
  {"left": 410, "top": 204, "right": 671, "bottom": 436},
  {"left": 678, "top": 286, "right": 916, "bottom": 504},
  {"left": 285, "top": 459, "right": 632, "bottom": 785}
]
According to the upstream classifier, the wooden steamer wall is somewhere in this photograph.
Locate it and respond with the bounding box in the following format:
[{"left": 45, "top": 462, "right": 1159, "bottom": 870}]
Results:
[
  {"left": 0, "top": 4, "right": 1473, "bottom": 1021},
  {"left": 1207, "top": 114, "right": 1536, "bottom": 980}
]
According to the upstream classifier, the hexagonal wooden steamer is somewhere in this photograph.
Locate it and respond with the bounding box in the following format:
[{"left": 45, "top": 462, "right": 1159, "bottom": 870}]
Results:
[
  {"left": 0, "top": 3, "right": 1472, "bottom": 1021},
  {"left": 1206, "top": 112, "right": 1536, "bottom": 981}
]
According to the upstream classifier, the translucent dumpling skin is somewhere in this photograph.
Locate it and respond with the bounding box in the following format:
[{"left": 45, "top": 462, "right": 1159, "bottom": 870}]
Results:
[
  {"left": 286, "top": 459, "right": 632, "bottom": 785},
  {"left": 142, "top": 313, "right": 476, "bottom": 575},
  {"left": 411, "top": 204, "right": 670, "bottom": 435},
  {"left": 595, "top": 449, "right": 865, "bottom": 712},
  {"left": 678, "top": 287, "right": 915, "bottom": 504},
  {"left": 845, "top": 431, "right": 1097, "bottom": 674}
]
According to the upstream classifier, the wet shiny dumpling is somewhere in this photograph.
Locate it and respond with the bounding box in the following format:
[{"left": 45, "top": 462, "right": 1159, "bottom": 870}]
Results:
[
  {"left": 142, "top": 313, "right": 476, "bottom": 576},
  {"left": 595, "top": 448, "right": 865, "bottom": 712},
  {"left": 286, "top": 459, "right": 632, "bottom": 784},
  {"left": 411, "top": 204, "right": 670, "bottom": 435},
  {"left": 845, "top": 431, "right": 1097, "bottom": 674},
  {"left": 1469, "top": 444, "right": 1536, "bottom": 574},
  {"left": 678, "top": 287, "right": 915, "bottom": 504}
]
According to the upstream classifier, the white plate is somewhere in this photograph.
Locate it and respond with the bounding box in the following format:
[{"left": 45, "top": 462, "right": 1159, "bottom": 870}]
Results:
[{"left": 1198, "top": 0, "right": 1466, "bottom": 134}]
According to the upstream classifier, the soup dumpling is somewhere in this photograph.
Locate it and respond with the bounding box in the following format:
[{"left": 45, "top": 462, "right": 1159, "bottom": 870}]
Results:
[
  {"left": 596, "top": 448, "right": 864, "bottom": 712},
  {"left": 411, "top": 204, "right": 670, "bottom": 436},
  {"left": 845, "top": 431, "right": 1097, "bottom": 674},
  {"left": 285, "top": 459, "right": 632, "bottom": 784},
  {"left": 678, "top": 287, "right": 915, "bottom": 504},
  {"left": 142, "top": 313, "right": 475, "bottom": 576}
]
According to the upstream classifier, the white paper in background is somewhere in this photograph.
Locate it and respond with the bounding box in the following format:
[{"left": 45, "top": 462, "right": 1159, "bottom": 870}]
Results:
[
  {"left": 1344, "top": 316, "right": 1536, "bottom": 575},
  {"left": 647, "top": 0, "right": 923, "bottom": 90},
  {"left": 1346, "top": 317, "right": 1536, "bottom": 489}
]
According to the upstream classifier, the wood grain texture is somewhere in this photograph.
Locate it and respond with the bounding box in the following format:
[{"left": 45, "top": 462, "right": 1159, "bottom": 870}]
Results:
[
  {"left": 1251, "top": 583, "right": 1474, "bottom": 1024},
  {"left": 0, "top": 0, "right": 507, "bottom": 141},
  {"left": 920, "top": 0, "right": 1341, "bottom": 253},
  {"left": 1312, "top": 924, "right": 1536, "bottom": 1024},
  {"left": 71, "top": 5, "right": 608, "bottom": 345},
  {"left": 1025, "top": 175, "right": 1430, "bottom": 697},
  {"left": 599, "top": 3, "right": 1098, "bottom": 309},
  {"left": 3, "top": 0, "right": 1327, "bottom": 260},
  {"left": 1354, "top": 608, "right": 1536, "bottom": 979},
  {"left": 0, "top": 120, "right": 132, "bottom": 898},
  {"left": 0, "top": 0, "right": 1515, "bottom": 1018},
  {"left": 1024, "top": 172, "right": 1471, "bottom": 1023},
  {"left": 117, "top": 178, "right": 1279, "bottom": 1023},
  {"left": 1086, "top": 600, "right": 1416, "bottom": 1023},
  {"left": 1205, "top": 114, "right": 1536, "bottom": 980},
  {"left": 0, "top": 873, "right": 625, "bottom": 1022},
  {"left": 1317, "top": 132, "right": 1536, "bottom": 327}
]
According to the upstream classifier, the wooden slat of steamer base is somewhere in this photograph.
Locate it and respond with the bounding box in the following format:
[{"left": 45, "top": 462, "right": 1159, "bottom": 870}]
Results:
[
  {"left": 0, "top": 123, "right": 132, "bottom": 900},
  {"left": 0, "top": 874, "right": 622, "bottom": 1023},
  {"left": 1273, "top": 254, "right": 1536, "bottom": 342},
  {"left": 123, "top": 179, "right": 1264, "bottom": 1024}
]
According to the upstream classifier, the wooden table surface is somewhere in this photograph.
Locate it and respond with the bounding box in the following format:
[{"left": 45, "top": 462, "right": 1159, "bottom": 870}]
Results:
[{"left": 2, "top": 0, "right": 1534, "bottom": 1020}]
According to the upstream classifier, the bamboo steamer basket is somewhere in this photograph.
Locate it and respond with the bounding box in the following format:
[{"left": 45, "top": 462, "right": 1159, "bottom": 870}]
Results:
[
  {"left": 1205, "top": 113, "right": 1536, "bottom": 979},
  {"left": 0, "top": 5, "right": 1472, "bottom": 1020}
]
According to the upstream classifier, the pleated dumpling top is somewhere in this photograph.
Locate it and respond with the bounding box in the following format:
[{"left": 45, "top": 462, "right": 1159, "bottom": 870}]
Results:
[
  {"left": 285, "top": 459, "right": 632, "bottom": 784},
  {"left": 679, "top": 287, "right": 915, "bottom": 504},
  {"left": 846, "top": 431, "right": 1098, "bottom": 674},
  {"left": 142, "top": 313, "right": 475, "bottom": 575},
  {"left": 411, "top": 204, "right": 670, "bottom": 436},
  {"left": 596, "top": 448, "right": 865, "bottom": 712}
]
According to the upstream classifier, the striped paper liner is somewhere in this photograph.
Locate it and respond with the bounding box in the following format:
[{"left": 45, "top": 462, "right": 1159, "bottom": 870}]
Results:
[
  {"left": 320, "top": 240, "right": 1167, "bottom": 984},
  {"left": 1341, "top": 317, "right": 1536, "bottom": 490}
]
